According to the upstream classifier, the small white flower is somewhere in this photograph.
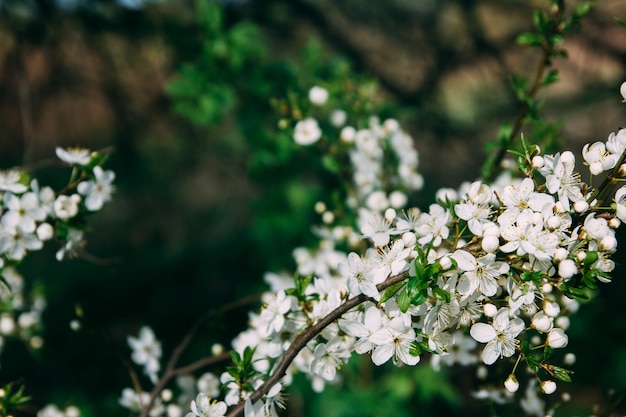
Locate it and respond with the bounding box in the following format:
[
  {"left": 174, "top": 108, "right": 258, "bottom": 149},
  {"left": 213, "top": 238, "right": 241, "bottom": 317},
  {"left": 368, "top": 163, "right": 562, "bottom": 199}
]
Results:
[
  {"left": 187, "top": 393, "right": 227, "bottom": 417},
  {"left": 582, "top": 142, "right": 618, "bottom": 175},
  {"left": 128, "top": 326, "right": 162, "bottom": 384},
  {"left": 621, "top": 80, "right": 626, "bottom": 101},
  {"left": 293, "top": 118, "right": 322, "bottom": 146},
  {"left": 339, "top": 252, "right": 379, "bottom": 299},
  {"left": 77, "top": 166, "right": 115, "bottom": 211},
  {"left": 56, "top": 147, "right": 91, "bottom": 166},
  {"left": 0, "top": 170, "right": 27, "bottom": 193},
  {"left": 470, "top": 307, "right": 524, "bottom": 365},
  {"left": 369, "top": 316, "right": 419, "bottom": 366},
  {"left": 54, "top": 194, "right": 81, "bottom": 220}
]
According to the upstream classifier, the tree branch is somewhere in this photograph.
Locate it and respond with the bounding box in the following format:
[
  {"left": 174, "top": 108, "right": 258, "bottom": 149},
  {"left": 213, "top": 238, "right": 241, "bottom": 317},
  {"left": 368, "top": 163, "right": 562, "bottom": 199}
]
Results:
[{"left": 224, "top": 271, "right": 409, "bottom": 417}]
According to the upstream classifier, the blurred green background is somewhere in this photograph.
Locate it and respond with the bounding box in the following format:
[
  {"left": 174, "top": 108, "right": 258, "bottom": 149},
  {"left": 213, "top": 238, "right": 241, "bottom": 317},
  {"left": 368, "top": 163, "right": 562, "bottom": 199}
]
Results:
[{"left": 1, "top": 0, "right": 626, "bottom": 415}]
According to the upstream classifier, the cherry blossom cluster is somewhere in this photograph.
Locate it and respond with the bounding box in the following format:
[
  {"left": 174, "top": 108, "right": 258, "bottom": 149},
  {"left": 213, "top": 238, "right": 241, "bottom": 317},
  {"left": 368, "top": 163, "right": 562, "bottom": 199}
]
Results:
[
  {"left": 0, "top": 147, "right": 114, "bottom": 413},
  {"left": 175, "top": 82, "right": 626, "bottom": 417}
]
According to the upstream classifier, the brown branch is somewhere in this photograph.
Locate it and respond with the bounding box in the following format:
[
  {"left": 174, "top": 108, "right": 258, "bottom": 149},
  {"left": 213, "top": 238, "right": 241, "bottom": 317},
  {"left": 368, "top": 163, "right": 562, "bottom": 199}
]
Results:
[
  {"left": 484, "top": 0, "right": 567, "bottom": 183},
  {"left": 224, "top": 271, "right": 409, "bottom": 417}
]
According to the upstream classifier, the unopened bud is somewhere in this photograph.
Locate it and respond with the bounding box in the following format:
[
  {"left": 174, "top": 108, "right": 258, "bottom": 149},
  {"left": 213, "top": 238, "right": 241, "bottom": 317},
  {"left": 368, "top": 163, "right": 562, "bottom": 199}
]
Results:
[
  {"left": 402, "top": 232, "right": 416, "bottom": 248},
  {"left": 543, "top": 299, "right": 561, "bottom": 317},
  {"left": 553, "top": 248, "right": 568, "bottom": 262},
  {"left": 547, "top": 328, "right": 568, "bottom": 349},
  {"left": 504, "top": 374, "right": 519, "bottom": 393},
  {"left": 484, "top": 303, "right": 498, "bottom": 317},
  {"left": 541, "top": 380, "right": 557, "bottom": 394},
  {"left": 564, "top": 352, "right": 576, "bottom": 365},
  {"left": 439, "top": 256, "right": 452, "bottom": 270},
  {"left": 558, "top": 259, "right": 578, "bottom": 279},
  {"left": 600, "top": 235, "right": 617, "bottom": 252},
  {"left": 531, "top": 155, "right": 545, "bottom": 169},
  {"left": 574, "top": 200, "right": 589, "bottom": 213},
  {"left": 531, "top": 312, "right": 553, "bottom": 332},
  {"left": 481, "top": 235, "right": 499, "bottom": 253},
  {"left": 212, "top": 343, "right": 224, "bottom": 356},
  {"left": 384, "top": 208, "right": 396, "bottom": 221},
  {"left": 619, "top": 163, "right": 626, "bottom": 176}
]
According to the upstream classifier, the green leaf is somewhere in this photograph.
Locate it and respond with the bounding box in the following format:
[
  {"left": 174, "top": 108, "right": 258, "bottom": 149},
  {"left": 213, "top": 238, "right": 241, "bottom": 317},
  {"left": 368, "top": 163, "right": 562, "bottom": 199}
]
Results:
[
  {"left": 550, "top": 365, "right": 574, "bottom": 383},
  {"left": 517, "top": 32, "right": 543, "bottom": 47},
  {"left": 397, "top": 287, "right": 411, "bottom": 313},
  {"left": 432, "top": 287, "right": 451, "bottom": 303},
  {"left": 583, "top": 251, "right": 598, "bottom": 266},
  {"left": 411, "top": 289, "right": 428, "bottom": 307},
  {"left": 542, "top": 69, "right": 560, "bottom": 86},
  {"left": 379, "top": 281, "right": 405, "bottom": 304}
]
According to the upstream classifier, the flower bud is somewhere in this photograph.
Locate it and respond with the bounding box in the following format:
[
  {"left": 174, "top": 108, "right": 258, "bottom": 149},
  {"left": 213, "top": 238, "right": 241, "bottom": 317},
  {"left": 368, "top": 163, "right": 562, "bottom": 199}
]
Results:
[
  {"left": 389, "top": 191, "right": 407, "bottom": 208},
  {"left": 564, "top": 352, "right": 576, "bottom": 365},
  {"left": 599, "top": 235, "right": 617, "bottom": 252},
  {"left": 553, "top": 248, "right": 568, "bottom": 262},
  {"left": 37, "top": 222, "right": 54, "bottom": 241},
  {"left": 481, "top": 235, "right": 499, "bottom": 253},
  {"left": 555, "top": 315, "right": 570, "bottom": 330},
  {"left": 543, "top": 299, "right": 560, "bottom": 317},
  {"left": 531, "top": 155, "right": 545, "bottom": 169},
  {"left": 402, "top": 232, "right": 417, "bottom": 248},
  {"left": 531, "top": 312, "right": 553, "bottom": 332},
  {"left": 547, "top": 328, "right": 568, "bottom": 349},
  {"left": 546, "top": 215, "right": 561, "bottom": 230},
  {"left": 621, "top": 81, "right": 626, "bottom": 101},
  {"left": 483, "top": 303, "right": 498, "bottom": 317},
  {"left": 439, "top": 256, "right": 452, "bottom": 270},
  {"left": 558, "top": 259, "right": 578, "bottom": 279},
  {"left": 609, "top": 217, "right": 621, "bottom": 229},
  {"left": 212, "top": 343, "right": 224, "bottom": 356},
  {"left": 619, "top": 163, "right": 626, "bottom": 176},
  {"left": 574, "top": 200, "right": 589, "bottom": 213},
  {"left": 541, "top": 380, "right": 557, "bottom": 394},
  {"left": 576, "top": 251, "right": 587, "bottom": 262},
  {"left": 384, "top": 208, "right": 396, "bottom": 222},
  {"left": 541, "top": 283, "right": 553, "bottom": 293},
  {"left": 504, "top": 374, "right": 519, "bottom": 393},
  {"left": 322, "top": 211, "right": 334, "bottom": 224}
]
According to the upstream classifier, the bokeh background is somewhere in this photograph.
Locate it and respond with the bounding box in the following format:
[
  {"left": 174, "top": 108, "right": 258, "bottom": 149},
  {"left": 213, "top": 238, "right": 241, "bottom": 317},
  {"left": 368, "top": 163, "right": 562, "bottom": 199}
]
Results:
[{"left": 1, "top": 0, "right": 626, "bottom": 415}]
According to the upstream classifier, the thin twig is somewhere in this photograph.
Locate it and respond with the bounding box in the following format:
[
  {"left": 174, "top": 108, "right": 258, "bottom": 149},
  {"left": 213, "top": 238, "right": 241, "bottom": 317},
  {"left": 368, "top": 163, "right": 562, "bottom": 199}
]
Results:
[
  {"left": 224, "top": 271, "right": 409, "bottom": 417},
  {"left": 484, "top": 0, "right": 566, "bottom": 183}
]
